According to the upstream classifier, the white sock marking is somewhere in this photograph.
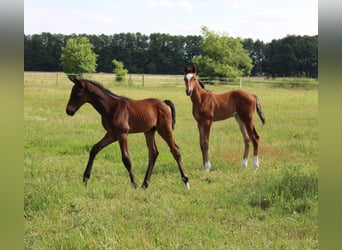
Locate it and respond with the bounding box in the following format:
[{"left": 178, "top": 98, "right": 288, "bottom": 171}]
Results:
[
  {"left": 241, "top": 158, "right": 248, "bottom": 169},
  {"left": 253, "top": 155, "right": 259, "bottom": 170},
  {"left": 204, "top": 161, "right": 211, "bottom": 172}
]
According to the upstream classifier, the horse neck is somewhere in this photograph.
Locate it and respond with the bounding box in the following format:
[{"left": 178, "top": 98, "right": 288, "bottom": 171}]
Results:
[
  {"left": 86, "top": 84, "right": 116, "bottom": 115},
  {"left": 190, "top": 80, "right": 206, "bottom": 104}
]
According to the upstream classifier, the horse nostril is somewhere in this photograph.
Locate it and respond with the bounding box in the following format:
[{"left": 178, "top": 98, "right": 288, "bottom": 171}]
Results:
[
  {"left": 66, "top": 108, "right": 75, "bottom": 116},
  {"left": 186, "top": 89, "right": 192, "bottom": 96}
]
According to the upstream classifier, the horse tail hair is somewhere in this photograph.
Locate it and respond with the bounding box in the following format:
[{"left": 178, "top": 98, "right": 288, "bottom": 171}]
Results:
[
  {"left": 254, "top": 95, "right": 266, "bottom": 125},
  {"left": 164, "top": 100, "right": 176, "bottom": 129}
]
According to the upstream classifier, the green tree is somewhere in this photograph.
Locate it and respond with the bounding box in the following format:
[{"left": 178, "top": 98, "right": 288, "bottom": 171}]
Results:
[
  {"left": 242, "top": 38, "right": 266, "bottom": 76},
  {"left": 112, "top": 59, "right": 128, "bottom": 82},
  {"left": 60, "top": 36, "right": 98, "bottom": 76},
  {"left": 193, "top": 26, "right": 253, "bottom": 78}
]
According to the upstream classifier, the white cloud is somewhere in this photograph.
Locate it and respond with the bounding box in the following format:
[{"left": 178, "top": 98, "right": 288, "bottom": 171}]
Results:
[
  {"left": 160, "top": 0, "right": 175, "bottom": 8},
  {"left": 25, "top": 3, "right": 118, "bottom": 34},
  {"left": 179, "top": 1, "right": 194, "bottom": 11},
  {"left": 25, "top": 0, "right": 317, "bottom": 41},
  {"left": 148, "top": 0, "right": 195, "bottom": 11}
]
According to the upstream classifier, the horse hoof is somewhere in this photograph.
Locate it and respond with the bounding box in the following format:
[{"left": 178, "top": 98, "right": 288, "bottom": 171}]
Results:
[
  {"left": 83, "top": 178, "right": 89, "bottom": 186},
  {"left": 132, "top": 182, "right": 139, "bottom": 189},
  {"left": 184, "top": 182, "right": 190, "bottom": 189}
]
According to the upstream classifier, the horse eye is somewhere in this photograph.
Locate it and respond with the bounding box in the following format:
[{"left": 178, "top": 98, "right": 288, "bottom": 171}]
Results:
[{"left": 72, "top": 91, "right": 80, "bottom": 98}]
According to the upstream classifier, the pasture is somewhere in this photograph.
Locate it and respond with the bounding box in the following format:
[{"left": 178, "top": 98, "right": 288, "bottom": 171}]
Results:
[{"left": 24, "top": 72, "right": 318, "bottom": 249}]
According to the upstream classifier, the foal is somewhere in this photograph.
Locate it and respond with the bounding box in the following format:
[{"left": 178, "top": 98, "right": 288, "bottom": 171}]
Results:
[
  {"left": 183, "top": 65, "right": 266, "bottom": 172},
  {"left": 66, "top": 77, "right": 189, "bottom": 189}
]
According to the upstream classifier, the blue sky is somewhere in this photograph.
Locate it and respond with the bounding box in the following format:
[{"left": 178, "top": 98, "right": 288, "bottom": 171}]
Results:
[{"left": 24, "top": 0, "right": 317, "bottom": 42}]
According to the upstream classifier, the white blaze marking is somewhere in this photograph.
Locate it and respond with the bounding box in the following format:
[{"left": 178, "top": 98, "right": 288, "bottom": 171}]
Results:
[
  {"left": 186, "top": 73, "right": 194, "bottom": 82},
  {"left": 204, "top": 161, "right": 211, "bottom": 172}
]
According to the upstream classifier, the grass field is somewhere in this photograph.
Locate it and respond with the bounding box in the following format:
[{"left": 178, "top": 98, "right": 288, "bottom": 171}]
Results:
[{"left": 24, "top": 72, "right": 318, "bottom": 249}]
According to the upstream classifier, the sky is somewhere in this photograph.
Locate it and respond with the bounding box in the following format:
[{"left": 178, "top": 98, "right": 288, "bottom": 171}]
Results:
[{"left": 24, "top": 0, "right": 318, "bottom": 42}]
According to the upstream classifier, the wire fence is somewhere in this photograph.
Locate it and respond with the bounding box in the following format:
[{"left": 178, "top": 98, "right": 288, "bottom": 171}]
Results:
[{"left": 24, "top": 72, "right": 318, "bottom": 89}]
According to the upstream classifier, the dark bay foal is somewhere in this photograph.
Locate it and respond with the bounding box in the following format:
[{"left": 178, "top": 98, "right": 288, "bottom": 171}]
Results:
[{"left": 66, "top": 77, "right": 189, "bottom": 189}]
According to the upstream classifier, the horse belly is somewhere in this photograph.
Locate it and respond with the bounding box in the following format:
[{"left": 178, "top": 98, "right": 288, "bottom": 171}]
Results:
[
  {"left": 213, "top": 112, "right": 234, "bottom": 121},
  {"left": 129, "top": 112, "right": 157, "bottom": 133}
]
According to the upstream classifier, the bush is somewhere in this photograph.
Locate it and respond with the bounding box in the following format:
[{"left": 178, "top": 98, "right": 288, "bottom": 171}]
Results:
[{"left": 112, "top": 59, "right": 128, "bottom": 82}]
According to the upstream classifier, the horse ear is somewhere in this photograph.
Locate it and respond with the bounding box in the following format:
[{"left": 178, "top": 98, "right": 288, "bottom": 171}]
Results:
[
  {"left": 184, "top": 65, "right": 189, "bottom": 74},
  {"left": 68, "top": 75, "right": 85, "bottom": 88},
  {"left": 191, "top": 64, "right": 197, "bottom": 74}
]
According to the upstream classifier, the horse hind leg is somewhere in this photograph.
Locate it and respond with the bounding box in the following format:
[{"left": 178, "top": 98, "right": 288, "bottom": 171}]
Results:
[
  {"left": 235, "top": 115, "right": 250, "bottom": 169},
  {"left": 157, "top": 127, "right": 190, "bottom": 189},
  {"left": 243, "top": 121, "right": 260, "bottom": 171},
  {"left": 251, "top": 125, "right": 260, "bottom": 170},
  {"left": 141, "top": 130, "right": 159, "bottom": 189}
]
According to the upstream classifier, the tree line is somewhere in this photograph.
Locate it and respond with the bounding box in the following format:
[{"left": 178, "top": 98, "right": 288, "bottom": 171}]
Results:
[{"left": 24, "top": 32, "right": 317, "bottom": 78}]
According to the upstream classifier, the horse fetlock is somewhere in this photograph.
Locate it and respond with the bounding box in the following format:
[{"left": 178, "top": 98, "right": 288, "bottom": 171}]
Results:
[
  {"left": 253, "top": 155, "right": 259, "bottom": 170},
  {"left": 83, "top": 177, "right": 89, "bottom": 186},
  {"left": 204, "top": 161, "right": 211, "bottom": 172},
  {"left": 240, "top": 158, "right": 248, "bottom": 169}
]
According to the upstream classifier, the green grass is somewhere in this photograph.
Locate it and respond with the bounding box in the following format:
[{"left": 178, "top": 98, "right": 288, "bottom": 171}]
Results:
[{"left": 24, "top": 72, "right": 318, "bottom": 249}]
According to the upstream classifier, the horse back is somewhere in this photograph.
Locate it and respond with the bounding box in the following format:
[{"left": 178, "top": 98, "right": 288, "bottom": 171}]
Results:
[{"left": 210, "top": 90, "right": 255, "bottom": 121}]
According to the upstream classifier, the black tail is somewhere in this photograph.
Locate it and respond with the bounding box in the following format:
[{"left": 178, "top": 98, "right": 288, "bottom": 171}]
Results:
[
  {"left": 164, "top": 100, "right": 176, "bottom": 129},
  {"left": 255, "top": 95, "right": 266, "bottom": 125}
]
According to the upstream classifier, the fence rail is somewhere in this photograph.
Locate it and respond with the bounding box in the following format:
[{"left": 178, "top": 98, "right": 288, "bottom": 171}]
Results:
[{"left": 24, "top": 72, "right": 318, "bottom": 89}]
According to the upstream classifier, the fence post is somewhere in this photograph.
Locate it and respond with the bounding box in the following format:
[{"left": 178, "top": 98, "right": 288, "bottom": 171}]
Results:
[
  {"left": 239, "top": 77, "right": 242, "bottom": 88},
  {"left": 142, "top": 74, "right": 144, "bottom": 87},
  {"left": 56, "top": 72, "right": 58, "bottom": 86}
]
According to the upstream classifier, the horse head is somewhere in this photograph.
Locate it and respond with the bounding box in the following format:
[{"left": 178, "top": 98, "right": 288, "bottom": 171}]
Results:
[
  {"left": 183, "top": 64, "right": 198, "bottom": 96},
  {"left": 66, "top": 77, "right": 88, "bottom": 116}
]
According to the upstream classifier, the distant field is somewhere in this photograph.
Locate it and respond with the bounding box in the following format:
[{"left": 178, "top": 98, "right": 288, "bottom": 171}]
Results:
[
  {"left": 24, "top": 72, "right": 318, "bottom": 249},
  {"left": 24, "top": 71, "right": 318, "bottom": 88}
]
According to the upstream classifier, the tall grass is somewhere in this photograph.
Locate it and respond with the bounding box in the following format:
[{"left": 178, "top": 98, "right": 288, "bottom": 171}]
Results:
[{"left": 24, "top": 73, "right": 318, "bottom": 249}]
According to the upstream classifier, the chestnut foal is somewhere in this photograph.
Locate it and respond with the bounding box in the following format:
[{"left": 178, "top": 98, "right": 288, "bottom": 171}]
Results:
[{"left": 183, "top": 65, "right": 265, "bottom": 172}]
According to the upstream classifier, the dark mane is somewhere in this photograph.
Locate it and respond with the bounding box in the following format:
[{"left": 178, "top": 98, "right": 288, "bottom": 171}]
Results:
[
  {"left": 198, "top": 80, "right": 210, "bottom": 92},
  {"left": 198, "top": 80, "right": 205, "bottom": 89},
  {"left": 81, "top": 78, "right": 125, "bottom": 99}
]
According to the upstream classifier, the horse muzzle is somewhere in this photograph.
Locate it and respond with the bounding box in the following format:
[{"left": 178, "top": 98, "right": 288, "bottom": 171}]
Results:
[{"left": 66, "top": 108, "right": 75, "bottom": 116}]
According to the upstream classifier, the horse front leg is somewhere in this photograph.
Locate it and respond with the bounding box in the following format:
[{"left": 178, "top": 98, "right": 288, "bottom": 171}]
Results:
[
  {"left": 118, "top": 133, "right": 138, "bottom": 188},
  {"left": 83, "top": 132, "right": 115, "bottom": 185},
  {"left": 142, "top": 130, "right": 159, "bottom": 189},
  {"left": 198, "top": 121, "right": 212, "bottom": 172}
]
